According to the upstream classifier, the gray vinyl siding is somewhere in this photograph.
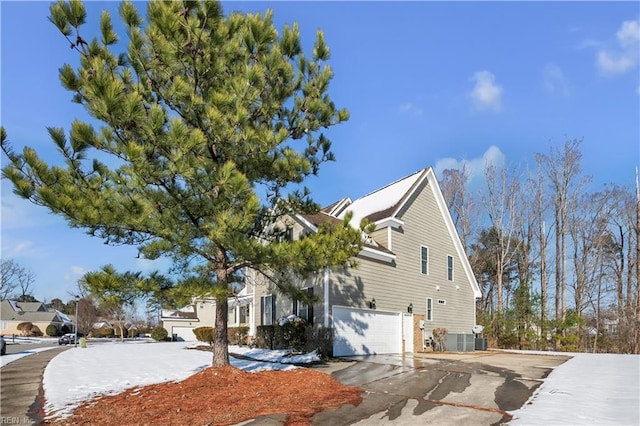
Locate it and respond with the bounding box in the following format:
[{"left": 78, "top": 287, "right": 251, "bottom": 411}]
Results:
[
  {"left": 250, "top": 176, "right": 476, "bottom": 336},
  {"left": 327, "top": 179, "right": 476, "bottom": 335}
]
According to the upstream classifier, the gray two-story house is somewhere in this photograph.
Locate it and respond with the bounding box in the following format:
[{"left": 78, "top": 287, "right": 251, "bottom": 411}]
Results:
[{"left": 243, "top": 166, "right": 481, "bottom": 356}]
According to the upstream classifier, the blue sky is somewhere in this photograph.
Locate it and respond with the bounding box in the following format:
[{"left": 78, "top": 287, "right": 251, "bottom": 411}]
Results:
[{"left": 1, "top": 1, "right": 638, "bottom": 303}]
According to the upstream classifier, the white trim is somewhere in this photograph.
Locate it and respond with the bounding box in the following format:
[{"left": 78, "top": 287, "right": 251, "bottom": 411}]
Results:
[
  {"left": 420, "top": 245, "right": 429, "bottom": 275},
  {"left": 294, "top": 214, "right": 319, "bottom": 232},
  {"left": 374, "top": 217, "right": 404, "bottom": 230},
  {"left": 359, "top": 246, "right": 396, "bottom": 263},
  {"left": 426, "top": 297, "right": 433, "bottom": 321},
  {"left": 426, "top": 169, "right": 482, "bottom": 298},
  {"left": 323, "top": 268, "right": 330, "bottom": 328},
  {"left": 387, "top": 227, "right": 392, "bottom": 251}
]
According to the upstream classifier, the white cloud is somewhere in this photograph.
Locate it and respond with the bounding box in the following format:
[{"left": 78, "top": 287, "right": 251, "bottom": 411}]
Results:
[
  {"left": 543, "top": 63, "right": 571, "bottom": 96},
  {"left": 469, "top": 71, "right": 503, "bottom": 112},
  {"left": 596, "top": 20, "right": 639, "bottom": 75},
  {"left": 64, "top": 266, "right": 87, "bottom": 282},
  {"left": 399, "top": 102, "right": 424, "bottom": 117},
  {"left": 1, "top": 239, "right": 36, "bottom": 258},
  {"left": 434, "top": 145, "right": 506, "bottom": 184}
]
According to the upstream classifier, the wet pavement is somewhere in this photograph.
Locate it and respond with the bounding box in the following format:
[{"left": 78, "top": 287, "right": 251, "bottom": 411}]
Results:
[{"left": 311, "top": 351, "right": 569, "bottom": 425}]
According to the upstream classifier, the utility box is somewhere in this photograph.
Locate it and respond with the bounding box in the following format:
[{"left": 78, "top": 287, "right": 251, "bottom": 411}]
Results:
[
  {"left": 79, "top": 337, "right": 87, "bottom": 348},
  {"left": 475, "top": 338, "right": 487, "bottom": 351}
]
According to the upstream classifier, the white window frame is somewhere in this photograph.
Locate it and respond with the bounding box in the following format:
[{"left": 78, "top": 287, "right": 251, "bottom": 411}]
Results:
[
  {"left": 426, "top": 297, "right": 433, "bottom": 321},
  {"left": 447, "top": 255, "right": 454, "bottom": 281},
  {"left": 420, "top": 245, "right": 429, "bottom": 275},
  {"left": 262, "top": 294, "right": 275, "bottom": 326}
]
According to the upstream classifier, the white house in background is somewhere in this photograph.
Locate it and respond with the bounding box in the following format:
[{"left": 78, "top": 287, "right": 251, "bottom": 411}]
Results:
[{"left": 163, "top": 167, "right": 481, "bottom": 355}]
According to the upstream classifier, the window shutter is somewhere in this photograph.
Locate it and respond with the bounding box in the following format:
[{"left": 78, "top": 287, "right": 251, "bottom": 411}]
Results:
[{"left": 308, "top": 288, "right": 314, "bottom": 325}]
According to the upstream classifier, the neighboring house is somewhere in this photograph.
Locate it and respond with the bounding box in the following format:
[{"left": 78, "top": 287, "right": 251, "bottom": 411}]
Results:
[
  {"left": 161, "top": 290, "right": 253, "bottom": 341},
  {"left": 0, "top": 299, "right": 74, "bottom": 336},
  {"left": 164, "top": 167, "right": 481, "bottom": 355}
]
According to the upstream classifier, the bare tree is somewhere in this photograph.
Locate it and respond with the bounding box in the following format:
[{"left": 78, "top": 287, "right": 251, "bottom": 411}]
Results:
[
  {"left": 482, "top": 163, "right": 522, "bottom": 316},
  {"left": 568, "top": 190, "right": 609, "bottom": 349},
  {"left": 439, "top": 165, "right": 477, "bottom": 252},
  {"left": 536, "top": 139, "right": 588, "bottom": 322},
  {"left": 0, "top": 259, "right": 35, "bottom": 300}
]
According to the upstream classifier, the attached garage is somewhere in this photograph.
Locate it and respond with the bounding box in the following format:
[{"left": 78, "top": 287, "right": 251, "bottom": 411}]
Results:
[
  {"left": 171, "top": 326, "right": 197, "bottom": 341},
  {"left": 332, "top": 306, "right": 402, "bottom": 356}
]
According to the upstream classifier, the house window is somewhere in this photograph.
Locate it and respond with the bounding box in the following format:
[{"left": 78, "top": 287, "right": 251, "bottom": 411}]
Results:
[
  {"left": 277, "top": 227, "right": 294, "bottom": 243},
  {"left": 426, "top": 297, "right": 433, "bottom": 321},
  {"left": 261, "top": 295, "right": 276, "bottom": 325},
  {"left": 294, "top": 287, "right": 314, "bottom": 324},
  {"left": 228, "top": 306, "right": 236, "bottom": 325},
  {"left": 447, "top": 255, "right": 454, "bottom": 281},
  {"left": 239, "top": 305, "right": 249, "bottom": 324},
  {"left": 420, "top": 246, "right": 429, "bottom": 275}
]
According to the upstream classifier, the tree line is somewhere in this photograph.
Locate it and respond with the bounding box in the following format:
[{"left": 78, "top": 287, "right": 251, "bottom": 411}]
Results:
[{"left": 439, "top": 139, "right": 639, "bottom": 353}]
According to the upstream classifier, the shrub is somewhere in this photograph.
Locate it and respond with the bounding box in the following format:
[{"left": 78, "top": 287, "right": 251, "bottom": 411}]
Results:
[
  {"left": 93, "top": 326, "right": 114, "bottom": 338},
  {"left": 61, "top": 324, "right": 73, "bottom": 334},
  {"left": 151, "top": 326, "right": 168, "bottom": 342},
  {"left": 305, "top": 326, "right": 333, "bottom": 357},
  {"left": 432, "top": 328, "right": 448, "bottom": 352},
  {"left": 256, "top": 325, "right": 276, "bottom": 349},
  {"left": 277, "top": 316, "right": 307, "bottom": 351},
  {"left": 193, "top": 326, "right": 215, "bottom": 345},
  {"left": 17, "top": 322, "right": 33, "bottom": 336},
  {"left": 46, "top": 324, "right": 60, "bottom": 337},
  {"left": 228, "top": 326, "right": 250, "bottom": 345},
  {"left": 29, "top": 325, "right": 43, "bottom": 337}
]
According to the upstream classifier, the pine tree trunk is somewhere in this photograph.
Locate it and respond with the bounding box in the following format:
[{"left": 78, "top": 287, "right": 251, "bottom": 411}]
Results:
[
  {"left": 213, "top": 298, "right": 230, "bottom": 367},
  {"left": 213, "top": 265, "right": 230, "bottom": 367}
]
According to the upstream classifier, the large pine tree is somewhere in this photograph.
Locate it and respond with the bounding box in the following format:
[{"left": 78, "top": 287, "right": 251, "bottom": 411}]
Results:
[{"left": 1, "top": 0, "right": 366, "bottom": 366}]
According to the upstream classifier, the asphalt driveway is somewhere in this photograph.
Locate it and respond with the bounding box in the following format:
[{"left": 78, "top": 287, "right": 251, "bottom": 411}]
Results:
[{"left": 312, "top": 351, "right": 569, "bottom": 425}]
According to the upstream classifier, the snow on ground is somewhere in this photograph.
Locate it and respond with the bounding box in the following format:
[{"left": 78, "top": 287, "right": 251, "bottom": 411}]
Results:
[
  {"left": 42, "top": 340, "right": 320, "bottom": 419},
  {"left": 3, "top": 339, "right": 638, "bottom": 424},
  {"left": 508, "top": 352, "right": 640, "bottom": 425}
]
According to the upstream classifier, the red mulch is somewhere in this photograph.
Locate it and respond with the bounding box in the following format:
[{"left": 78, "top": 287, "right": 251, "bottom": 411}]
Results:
[{"left": 45, "top": 365, "right": 363, "bottom": 425}]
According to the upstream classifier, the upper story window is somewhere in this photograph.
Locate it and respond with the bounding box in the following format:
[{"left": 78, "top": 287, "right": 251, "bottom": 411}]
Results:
[
  {"left": 447, "top": 255, "right": 454, "bottom": 281},
  {"left": 420, "top": 246, "right": 429, "bottom": 275},
  {"left": 426, "top": 297, "right": 433, "bottom": 321}
]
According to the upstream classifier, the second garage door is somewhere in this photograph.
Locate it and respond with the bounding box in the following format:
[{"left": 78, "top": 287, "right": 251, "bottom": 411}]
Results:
[
  {"left": 332, "top": 306, "right": 402, "bottom": 356},
  {"left": 171, "top": 326, "right": 197, "bottom": 341}
]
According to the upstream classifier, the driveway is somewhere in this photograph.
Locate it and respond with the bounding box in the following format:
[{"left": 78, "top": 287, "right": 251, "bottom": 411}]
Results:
[{"left": 312, "top": 351, "right": 569, "bottom": 425}]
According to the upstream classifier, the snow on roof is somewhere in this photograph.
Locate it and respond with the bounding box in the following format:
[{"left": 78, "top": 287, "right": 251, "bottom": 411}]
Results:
[
  {"left": 55, "top": 310, "right": 73, "bottom": 323},
  {"left": 337, "top": 169, "right": 424, "bottom": 226}
]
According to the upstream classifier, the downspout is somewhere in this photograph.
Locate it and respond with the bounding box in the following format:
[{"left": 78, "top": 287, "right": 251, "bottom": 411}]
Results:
[
  {"left": 250, "top": 269, "right": 256, "bottom": 337},
  {"left": 324, "top": 268, "right": 330, "bottom": 328}
]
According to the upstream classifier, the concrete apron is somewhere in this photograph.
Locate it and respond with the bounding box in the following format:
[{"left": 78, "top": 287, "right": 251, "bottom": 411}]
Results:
[{"left": 312, "top": 350, "right": 569, "bottom": 425}]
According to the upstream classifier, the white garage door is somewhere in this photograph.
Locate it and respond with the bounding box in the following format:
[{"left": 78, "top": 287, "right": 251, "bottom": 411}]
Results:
[
  {"left": 332, "top": 306, "right": 402, "bottom": 356},
  {"left": 172, "top": 326, "right": 197, "bottom": 341}
]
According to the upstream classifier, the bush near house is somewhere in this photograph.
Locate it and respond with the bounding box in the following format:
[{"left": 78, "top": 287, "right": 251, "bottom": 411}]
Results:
[
  {"left": 61, "top": 324, "right": 73, "bottom": 334},
  {"left": 17, "top": 322, "right": 43, "bottom": 337},
  {"left": 304, "top": 326, "right": 333, "bottom": 357},
  {"left": 228, "top": 326, "right": 249, "bottom": 345},
  {"left": 193, "top": 327, "right": 215, "bottom": 345},
  {"left": 46, "top": 324, "right": 60, "bottom": 337},
  {"left": 432, "top": 328, "right": 447, "bottom": 352},
  {"left": 150, "top": 326, "right": 168, "bottom": 341},
  {"left": 92, "top": 326, "right": 114, "bottom": 338},
  {"left": 255, "top": 318, "right": 309, "bottom": 352}
]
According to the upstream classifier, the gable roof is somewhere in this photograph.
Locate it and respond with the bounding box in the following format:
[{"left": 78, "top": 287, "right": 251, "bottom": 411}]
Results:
[
  {"left": 336, "top": 169, "right": 424, "bottom": 226},
  {"left": 327, "top": 167, "right": 481, "bottom": 298}
]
